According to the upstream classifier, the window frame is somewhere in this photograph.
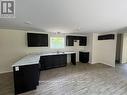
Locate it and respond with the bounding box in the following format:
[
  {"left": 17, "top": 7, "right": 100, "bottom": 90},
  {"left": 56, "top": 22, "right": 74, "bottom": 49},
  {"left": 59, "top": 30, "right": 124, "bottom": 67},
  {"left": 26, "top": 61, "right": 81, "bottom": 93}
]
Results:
[{"left": 50, "top": 36, "right": 65, "bottom": 49}]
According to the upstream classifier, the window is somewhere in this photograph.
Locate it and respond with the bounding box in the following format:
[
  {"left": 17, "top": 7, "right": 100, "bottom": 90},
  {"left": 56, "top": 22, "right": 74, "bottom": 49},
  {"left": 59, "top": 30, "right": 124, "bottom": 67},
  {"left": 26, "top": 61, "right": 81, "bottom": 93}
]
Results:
[{"left": 50, "top": 37, "right": 65, "bottom": 48}]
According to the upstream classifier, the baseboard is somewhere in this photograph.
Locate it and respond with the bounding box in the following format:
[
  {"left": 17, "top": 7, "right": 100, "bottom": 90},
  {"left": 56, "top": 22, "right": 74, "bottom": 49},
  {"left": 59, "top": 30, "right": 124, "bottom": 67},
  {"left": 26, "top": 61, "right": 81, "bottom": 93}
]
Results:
[{"left": 0, "top": 70, "right": 13, "bottom": 74}]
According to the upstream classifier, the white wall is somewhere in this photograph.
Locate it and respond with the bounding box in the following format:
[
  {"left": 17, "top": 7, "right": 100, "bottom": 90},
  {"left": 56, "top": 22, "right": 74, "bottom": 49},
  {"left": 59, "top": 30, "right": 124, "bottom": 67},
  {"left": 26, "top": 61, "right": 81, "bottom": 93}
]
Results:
[
  {"left": 0, "top": 29, "right": 117, "bottom": 73},
  {"left": 121, "top": 33, "right": 127, "bottom": 63},
  {"left": 91, "top": 33, "right": 117, "bottom": 67},
  {"left": 0, "top": 29, "right": 90, "bottom": 73},
  {"left": 84, "top": 33, "right": 93, "bottom": 63}
]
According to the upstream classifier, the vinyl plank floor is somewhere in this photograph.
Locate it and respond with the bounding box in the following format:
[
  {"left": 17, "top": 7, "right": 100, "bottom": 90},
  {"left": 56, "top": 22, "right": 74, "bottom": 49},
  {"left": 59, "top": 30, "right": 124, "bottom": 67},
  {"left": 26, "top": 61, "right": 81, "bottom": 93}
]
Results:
[{"left": 1, "top": 63, "right": 127, "bottom": 95}]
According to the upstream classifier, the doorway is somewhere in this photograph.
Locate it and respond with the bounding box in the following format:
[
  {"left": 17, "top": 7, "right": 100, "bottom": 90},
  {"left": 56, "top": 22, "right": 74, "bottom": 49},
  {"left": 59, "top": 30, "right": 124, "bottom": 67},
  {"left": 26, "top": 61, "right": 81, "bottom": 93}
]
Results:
[{"left": 115, "top": 33, "right": 123, "bottom": 64}]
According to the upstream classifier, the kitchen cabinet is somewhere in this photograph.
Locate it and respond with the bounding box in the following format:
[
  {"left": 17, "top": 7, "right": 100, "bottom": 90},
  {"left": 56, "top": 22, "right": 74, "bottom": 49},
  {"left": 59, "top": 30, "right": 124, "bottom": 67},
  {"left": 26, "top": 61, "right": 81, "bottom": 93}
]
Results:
[
  {"left": 66, "top": 36, "right": 87, "bottom": 46},
  {"left": 40, "top": 54, "right": 67, "bottom": 70},
  {"left": 66, "top": 36, "right": 74, "bottom": 46},
  {"left": 12, "top": 52, "right": 76, "bottom": 95},
  {"left": 79, "top": 36, "right": 87, "bottom": 46},
  {"left": 27, "top": 33, "right": 48, "bottom": 47},
  {"left": 71, "top": 53, "right": 76, "bottom": 65},
  {"left": 13, "top": 64, "right": 39, "bottom": 95},
  {"left": 79, "top": 52, "right": 89, "bottom": 63},
  {"left": 98, "top": 34, "right": 115, "bottom": 40}
]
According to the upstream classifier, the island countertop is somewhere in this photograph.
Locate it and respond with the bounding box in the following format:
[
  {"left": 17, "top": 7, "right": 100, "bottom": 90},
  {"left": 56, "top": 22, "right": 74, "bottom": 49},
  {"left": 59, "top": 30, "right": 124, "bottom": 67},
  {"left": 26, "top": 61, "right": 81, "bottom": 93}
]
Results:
[{"left": 12, "top": 51, "right": 76, "bottom": 67}]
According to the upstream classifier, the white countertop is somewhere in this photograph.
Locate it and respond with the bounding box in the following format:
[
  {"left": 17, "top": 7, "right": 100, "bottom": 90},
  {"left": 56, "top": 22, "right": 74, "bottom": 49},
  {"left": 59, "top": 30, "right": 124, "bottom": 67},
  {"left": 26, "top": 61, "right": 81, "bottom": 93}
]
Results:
[{"left": 12, "top": 51, "right": 76, "bottom": 67}]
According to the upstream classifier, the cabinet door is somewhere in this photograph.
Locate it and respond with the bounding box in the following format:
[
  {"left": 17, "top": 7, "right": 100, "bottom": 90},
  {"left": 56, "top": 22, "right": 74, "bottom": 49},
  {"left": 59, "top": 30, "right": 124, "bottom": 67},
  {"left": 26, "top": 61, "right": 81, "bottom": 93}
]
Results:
[
  {"left": 59, "top": 54, "right": 67, "bottom": 66},
  {"left": 66, "top": 36, "right": 87, "bottom": 46},
  {"left": 27, "top": 33, "right": 48, "bottom": 47},
  {"left": 13, "top": 64, "right": 39, "bottom": 94},
  {"left": 52, "top": 55, "right": 60, "bottom": 68},
  {"left": 66, "top": 36, "right": 74, "bottom": 46},
  {"left": 40, "top": 56, "right": 53, "bottom": 70},
  {"left": 52, "top": 54, "right": 67, "bottom": 67},
  {"left": 79, "top": 37, "right": 87, "bottom": 46},
  {"left": 39, "top": 56, "right": 46, "bottom": 71},
  {"left": 79, "top": 52, "right": 89, "bottom": 63},
  {"left": 44, "top": 56, "right": 53, "bottom": 69},
  {"left": 71, "top": 53, "right": 76, "bottom": 65},
  {"left": 98, "top": 34, "right": 115, "bottom": 40},
  {"left": 40, "top": 55, "right": 67, "bottom": 70}
]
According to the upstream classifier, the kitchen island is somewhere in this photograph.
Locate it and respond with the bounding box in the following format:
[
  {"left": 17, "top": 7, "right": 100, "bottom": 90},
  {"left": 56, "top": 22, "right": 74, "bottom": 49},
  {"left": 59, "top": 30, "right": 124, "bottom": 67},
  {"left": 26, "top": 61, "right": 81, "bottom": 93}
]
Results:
[{"left": 12, "top": 52, "right": 76, "bottom": 95}]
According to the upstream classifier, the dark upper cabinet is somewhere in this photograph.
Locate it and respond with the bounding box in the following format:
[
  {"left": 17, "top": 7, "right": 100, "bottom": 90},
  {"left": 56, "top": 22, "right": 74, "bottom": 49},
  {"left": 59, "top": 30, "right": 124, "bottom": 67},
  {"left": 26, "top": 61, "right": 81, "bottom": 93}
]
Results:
[
  {"left": 66, "top": 36, "right": 87, "bottom": 46},
  {"left": 98, "top": 34, "right": 115, "bottom": 40},
  {"left": 79, "top": 36, "right": 87, "bottom": 46},
  {"left": 66, "top": 36, "right": 74, "bottom": 46},
  {"left": 27, "top": 33, "right": 48, "bottom": 47}
]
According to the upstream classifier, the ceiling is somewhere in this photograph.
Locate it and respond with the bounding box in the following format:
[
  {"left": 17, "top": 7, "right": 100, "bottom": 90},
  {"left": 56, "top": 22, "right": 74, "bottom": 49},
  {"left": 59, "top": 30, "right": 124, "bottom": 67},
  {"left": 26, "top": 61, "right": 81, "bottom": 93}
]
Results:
[{"left": 0, "top": 0, "right": 127, "bottom": 33}]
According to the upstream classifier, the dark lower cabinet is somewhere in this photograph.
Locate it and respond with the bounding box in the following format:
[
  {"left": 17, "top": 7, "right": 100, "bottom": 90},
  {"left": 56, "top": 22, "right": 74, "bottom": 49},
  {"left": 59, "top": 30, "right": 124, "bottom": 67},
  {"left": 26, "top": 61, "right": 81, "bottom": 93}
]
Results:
[
  {"left": 40, "top": 54, "right": 67, "bottom": 70},
  {"left": 13, "top": 64, "right": 39, "bottom": 95},
  {"left": 13, "top": 53, "right": 76, "bottom": 95},
  {"left": 42, "top": 56, "right": 53, "bottom": 69},
  {"left": 79, "top": 52, "right": 89, "bottom": 63},
  {"left": 71, "top": 53, "right": 76, "bottom": 65}
]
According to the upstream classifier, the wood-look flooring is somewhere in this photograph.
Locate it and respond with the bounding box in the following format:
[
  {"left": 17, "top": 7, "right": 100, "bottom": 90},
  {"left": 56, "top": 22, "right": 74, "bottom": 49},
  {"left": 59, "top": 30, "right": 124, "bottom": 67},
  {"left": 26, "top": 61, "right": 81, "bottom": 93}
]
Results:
[
  {"left": 0, "top": 72, "right": 14, "bottom": 95},
  {"left": 1, "top": 63, "right": 127, "bottom": 95}
]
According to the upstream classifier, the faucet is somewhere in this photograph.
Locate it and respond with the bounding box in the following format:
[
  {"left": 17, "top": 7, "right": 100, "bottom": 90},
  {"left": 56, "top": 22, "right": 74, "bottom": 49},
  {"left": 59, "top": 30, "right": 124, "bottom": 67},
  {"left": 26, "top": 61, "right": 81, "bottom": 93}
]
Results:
[{"left": 57, "top": 50, "right": 59, "bottom": 54}]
